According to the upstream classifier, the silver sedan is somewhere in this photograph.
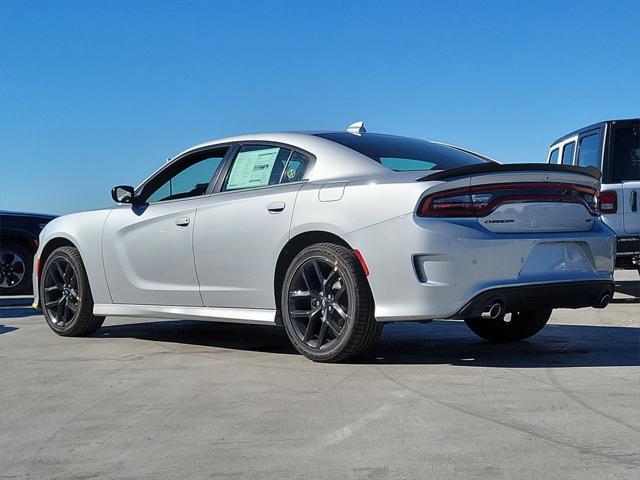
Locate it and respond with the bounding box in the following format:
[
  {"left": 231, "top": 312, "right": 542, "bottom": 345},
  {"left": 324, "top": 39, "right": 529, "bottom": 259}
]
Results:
[{"left": 33, "top": 123, "right": 616, "bottom": 362}]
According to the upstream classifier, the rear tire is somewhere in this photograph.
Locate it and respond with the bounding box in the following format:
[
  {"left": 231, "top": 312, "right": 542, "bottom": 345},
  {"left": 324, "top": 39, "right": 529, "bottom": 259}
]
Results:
[
  {"left": 0, "top": 240, "right": 32, "bottom": 295},
  {"left": 40, "top": 246, "right": 105, "bottom": 336},
  {"left": 281, "top": 243, "right": 381, "bottom": 362},
  {"left": 464, "top": 309, "right": 552, "bottom": 343}
]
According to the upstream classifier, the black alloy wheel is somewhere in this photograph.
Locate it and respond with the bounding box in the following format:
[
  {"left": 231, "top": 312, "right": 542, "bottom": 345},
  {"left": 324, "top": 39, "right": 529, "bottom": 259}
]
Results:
[
  {"left": 287, "top": 256, "right": 351, "bottom": 351},
  {"left": 42, "top": 256, "right": 80, "bottom": 328},
  {"left": 40, "top": 246, "right": 105, "bottom": 336},
  {"left": 281, "top": 243, "right": 382, "bottom": 362}
]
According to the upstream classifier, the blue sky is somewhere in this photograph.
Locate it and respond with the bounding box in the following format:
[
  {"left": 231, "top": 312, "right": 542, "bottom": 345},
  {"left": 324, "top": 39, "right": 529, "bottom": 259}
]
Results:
[{"left": 1, "top": 0, "right": 638, "bottom": 215}]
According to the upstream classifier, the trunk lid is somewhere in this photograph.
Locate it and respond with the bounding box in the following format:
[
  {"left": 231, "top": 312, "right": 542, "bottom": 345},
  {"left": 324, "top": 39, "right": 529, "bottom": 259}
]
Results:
[{"left": 418, "top": 164, "right": 600, "bottom": 234}]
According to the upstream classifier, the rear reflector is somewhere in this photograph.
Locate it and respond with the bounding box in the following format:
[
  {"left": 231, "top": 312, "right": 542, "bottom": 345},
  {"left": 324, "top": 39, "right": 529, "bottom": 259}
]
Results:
[
  {"left": 35, "top": 257, "right": 41, "bottom": 279},
  {"left": 353, "top": 249, "right": 369, "bottom": 276},
  {"left": 598, "top": 191, "right": 617, "bottom": 214},
  {"left": 418, "top": 182, "right": 598, "bottom": 218}
]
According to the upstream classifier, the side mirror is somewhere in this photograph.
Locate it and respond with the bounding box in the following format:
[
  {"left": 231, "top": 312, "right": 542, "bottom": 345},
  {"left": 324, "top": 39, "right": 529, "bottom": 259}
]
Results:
[{"left": 111, "top": 185, "right": 136, "bottom": 204}]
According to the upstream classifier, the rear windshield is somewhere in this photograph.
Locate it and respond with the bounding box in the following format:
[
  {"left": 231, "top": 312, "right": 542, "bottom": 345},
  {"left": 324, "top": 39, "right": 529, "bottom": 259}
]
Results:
[
  {"left": 314, "top": 132, "right": 491, "bottom": 171},
  {"left": 612, "top": 125, "right": 640, "bottom": 181}
]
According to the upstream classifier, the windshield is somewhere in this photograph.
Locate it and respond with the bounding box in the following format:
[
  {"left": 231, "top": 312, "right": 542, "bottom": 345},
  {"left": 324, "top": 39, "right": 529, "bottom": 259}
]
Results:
[{"left": 314, "top": 132, "right": 492, "bottom": 171}]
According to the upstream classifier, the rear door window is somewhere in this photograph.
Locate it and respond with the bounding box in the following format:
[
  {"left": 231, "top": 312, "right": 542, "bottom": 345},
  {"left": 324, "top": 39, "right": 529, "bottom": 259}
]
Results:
[
  {"left": 577, "top": 134, "right": 601, "bottom": 169},
  {"left": 561, "top": 142, "right": 575, "bottom": 165},
  {"left": 223, "top": 145, "right": 292, "bottom": 191}
]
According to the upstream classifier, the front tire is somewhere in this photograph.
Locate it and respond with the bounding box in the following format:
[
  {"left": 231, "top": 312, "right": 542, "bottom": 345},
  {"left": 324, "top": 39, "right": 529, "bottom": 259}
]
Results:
[
  {"left": 40, "top": 246, "right": 105, "bottom": 336},
  {"left": 281, "top": 243, "right": 381, "bottom": 362},
  {"left": 464, "top": 309, "right": 552, "bottom": 343}
]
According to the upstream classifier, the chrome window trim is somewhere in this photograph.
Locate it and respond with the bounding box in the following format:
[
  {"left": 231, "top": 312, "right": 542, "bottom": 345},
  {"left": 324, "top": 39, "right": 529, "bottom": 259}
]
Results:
[{"left": 128, "top": 141, "right": 314, "bottom": 207}]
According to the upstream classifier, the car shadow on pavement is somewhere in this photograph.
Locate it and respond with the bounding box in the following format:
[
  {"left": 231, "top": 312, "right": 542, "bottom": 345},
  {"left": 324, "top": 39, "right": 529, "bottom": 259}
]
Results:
[
  {"left": 97, "top": 319, "right": 639, "bottom": 368},
  {"left": 359, "top": 321, "right": 640, "bottom": 367},
  {"left": 0, "top": 325, "right": 18, "bottom": 335},
  {"left": 612, "top": 279, "right": 640, "bottom": 303},
  {"left": 98, "top": 321, "right": 297, "bottom": 355}
]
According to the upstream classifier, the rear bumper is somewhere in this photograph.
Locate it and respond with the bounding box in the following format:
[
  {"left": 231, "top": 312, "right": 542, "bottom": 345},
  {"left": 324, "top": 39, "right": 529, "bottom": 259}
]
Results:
[
  {"left": 345, "top": 215, "right": 616, "bottom": 322},
  {"left": 452, "top": 280, "right": 615, "bottom": 319}
]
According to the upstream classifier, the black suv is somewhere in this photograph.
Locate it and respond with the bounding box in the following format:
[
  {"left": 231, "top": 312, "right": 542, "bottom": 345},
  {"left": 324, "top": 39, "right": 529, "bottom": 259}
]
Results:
[{"left": 0, "top": 211, "right": 56, "bottom": 295}]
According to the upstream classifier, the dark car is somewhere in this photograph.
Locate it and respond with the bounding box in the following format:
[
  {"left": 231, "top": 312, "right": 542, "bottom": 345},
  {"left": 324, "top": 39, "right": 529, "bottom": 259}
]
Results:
[{"left": 0, "top": 211, "right": 57, "bottom": 295}]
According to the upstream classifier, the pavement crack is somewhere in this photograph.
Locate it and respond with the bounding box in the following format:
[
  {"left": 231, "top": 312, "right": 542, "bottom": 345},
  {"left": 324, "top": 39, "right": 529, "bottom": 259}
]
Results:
[
  {"left": 546, "top": 368, "right": 640, "bottom": 434},
  {"left": 375, "top": 366, "right": 640, "bottom": 467}
]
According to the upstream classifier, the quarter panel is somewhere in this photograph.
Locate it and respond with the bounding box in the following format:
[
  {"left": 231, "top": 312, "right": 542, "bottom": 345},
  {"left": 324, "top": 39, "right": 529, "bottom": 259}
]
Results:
[{"left": 290, "top": 175, "right": 432, "bottom": 239}]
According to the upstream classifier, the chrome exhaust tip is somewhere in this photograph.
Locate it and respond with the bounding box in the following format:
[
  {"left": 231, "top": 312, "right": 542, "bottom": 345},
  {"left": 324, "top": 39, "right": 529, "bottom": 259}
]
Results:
[{"left": 481, "top": 302, "right": 503, "bottom": 319}]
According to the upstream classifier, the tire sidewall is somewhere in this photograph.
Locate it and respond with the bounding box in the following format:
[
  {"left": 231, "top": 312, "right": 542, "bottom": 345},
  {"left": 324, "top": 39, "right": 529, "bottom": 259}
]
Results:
[
  {"left": 40, "top": 248, "right": 87, "bottom": 335},
  {"left": 281, "top": 246, "right": 360, "bottom": 361}
]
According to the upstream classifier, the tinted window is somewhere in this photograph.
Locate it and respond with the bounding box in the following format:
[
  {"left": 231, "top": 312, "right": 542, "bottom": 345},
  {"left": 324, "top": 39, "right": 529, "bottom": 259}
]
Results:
[
  {"left": 548, "top": 148, "right": 559, "bottom": 164},
  {"left": 281, "top": 151, "right": 310, "bottom": 182},
  {"left": 577, "top": 134, "right": 600, "bottom": 169},
  {"left": 142, "top": 148, "right": 227, "bottom": 203},
  {"left": 612, "top": 126, "right": 640, "bottom": 182},
  {"left": 561, "top": 142, "right": 575, "bottom": 165},
  {"left": 224, "top": 145, "right": 292, "bottom": 191},
  {"left": 314, "top": 133, "right": 490, "bottom": 171}
]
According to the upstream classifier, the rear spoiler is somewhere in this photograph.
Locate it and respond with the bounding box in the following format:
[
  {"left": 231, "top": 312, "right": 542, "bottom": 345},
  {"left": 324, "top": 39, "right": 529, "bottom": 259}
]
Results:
[{"left": 419, "top": 163, "right": 602, "bottom": 182}]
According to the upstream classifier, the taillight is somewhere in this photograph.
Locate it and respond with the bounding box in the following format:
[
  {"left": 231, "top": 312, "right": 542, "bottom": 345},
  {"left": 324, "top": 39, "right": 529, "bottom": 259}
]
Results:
[
  {"left": 597, "top": 191, "right": 617, "bottom": 214},
  {"left": 418, "top": 188, "right": 475, "bottom": 217},
  {"left": 418, "top": 183, "right": 598, "bottom": 218}
]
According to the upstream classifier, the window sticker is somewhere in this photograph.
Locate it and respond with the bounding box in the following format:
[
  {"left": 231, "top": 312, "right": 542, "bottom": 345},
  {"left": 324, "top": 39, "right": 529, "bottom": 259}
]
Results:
[{"left": 227, "top": 147, "right": 280, "bottom": 190}]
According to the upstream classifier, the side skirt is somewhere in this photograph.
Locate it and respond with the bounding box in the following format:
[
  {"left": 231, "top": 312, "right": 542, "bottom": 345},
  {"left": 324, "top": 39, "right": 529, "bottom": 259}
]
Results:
[{"left": 93, "top": 304, "right": 277, "bottom": 325}]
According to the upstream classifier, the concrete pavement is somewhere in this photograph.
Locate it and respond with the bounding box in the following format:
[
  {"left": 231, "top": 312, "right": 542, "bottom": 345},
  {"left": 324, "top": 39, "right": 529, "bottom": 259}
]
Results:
[{"left": 1, "top": 271, "right": 638, "bottom": 479}]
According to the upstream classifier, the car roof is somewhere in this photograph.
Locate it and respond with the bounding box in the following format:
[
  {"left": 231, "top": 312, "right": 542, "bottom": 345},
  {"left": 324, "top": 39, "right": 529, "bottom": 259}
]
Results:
[
  {"left": 550, "top": 118, "right": 640, "bottom": 147},
  {"left": 172, "top": 131, "right": 390, "bottom": 181},
  {"left": 170, "top": 131, "right": 494, "bottom": 181}
]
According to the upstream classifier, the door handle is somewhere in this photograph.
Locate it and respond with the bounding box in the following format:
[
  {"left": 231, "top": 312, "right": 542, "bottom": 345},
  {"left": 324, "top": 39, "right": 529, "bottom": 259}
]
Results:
[
  {"left": 175, "top": 216, "right": 191, "bottom": 227},
  {"left": 267, "top": 201, "right": 286, "bottom": 213},
  {"left": 632, "top": 191, "right": 638, "bottom": 212}
]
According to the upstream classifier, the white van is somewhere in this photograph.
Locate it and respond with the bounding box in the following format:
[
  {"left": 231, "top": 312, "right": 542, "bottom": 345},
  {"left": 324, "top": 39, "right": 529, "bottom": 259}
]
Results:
[{"left": 548, "top": 119, "right": 640, "bottom": 273}]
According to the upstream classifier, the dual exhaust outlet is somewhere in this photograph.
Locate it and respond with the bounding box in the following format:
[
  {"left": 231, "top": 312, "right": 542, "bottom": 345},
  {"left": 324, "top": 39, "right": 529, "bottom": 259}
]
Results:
[{"left": 480, "top": 290, "right": 612, "bottom": 319}]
